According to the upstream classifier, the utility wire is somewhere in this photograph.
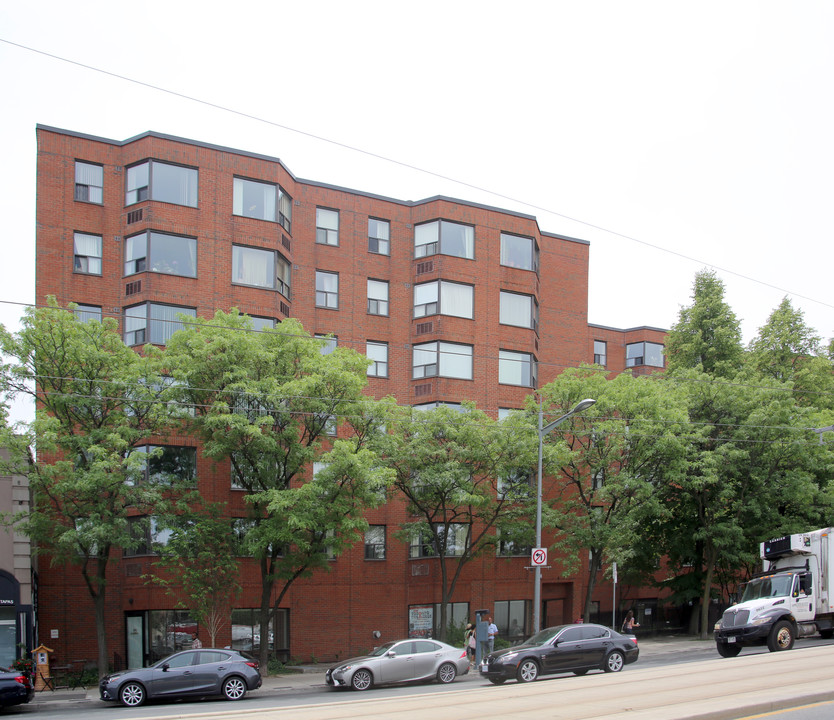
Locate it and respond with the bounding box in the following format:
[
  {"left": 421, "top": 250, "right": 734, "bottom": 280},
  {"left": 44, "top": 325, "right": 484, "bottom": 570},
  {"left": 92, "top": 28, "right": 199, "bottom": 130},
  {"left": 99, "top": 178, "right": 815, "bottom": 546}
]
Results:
[{"left": 1, "top": 37, "right": 831, "bottom": 313}]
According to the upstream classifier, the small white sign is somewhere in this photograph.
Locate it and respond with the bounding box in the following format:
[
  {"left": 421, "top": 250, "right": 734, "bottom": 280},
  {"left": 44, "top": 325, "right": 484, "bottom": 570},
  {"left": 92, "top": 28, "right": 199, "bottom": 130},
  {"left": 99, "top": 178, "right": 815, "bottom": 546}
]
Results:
[
  {"left": 51, "top": 629, "right": 59, "bottom": 639},
  {"left": 532, "top": 548, "right": 548, "bottom": 566}
]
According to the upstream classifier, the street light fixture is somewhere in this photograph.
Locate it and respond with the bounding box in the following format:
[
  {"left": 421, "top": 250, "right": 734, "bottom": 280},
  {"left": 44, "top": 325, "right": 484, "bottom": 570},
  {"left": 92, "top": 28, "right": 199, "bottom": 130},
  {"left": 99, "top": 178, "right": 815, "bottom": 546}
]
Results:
[{"left": 533, "top": 397, "right": 596, "bottom": 634}]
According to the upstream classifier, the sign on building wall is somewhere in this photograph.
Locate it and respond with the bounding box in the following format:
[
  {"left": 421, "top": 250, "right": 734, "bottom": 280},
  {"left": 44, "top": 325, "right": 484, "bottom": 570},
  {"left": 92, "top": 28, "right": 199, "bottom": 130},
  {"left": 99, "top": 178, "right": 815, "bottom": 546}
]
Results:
[{"left": 408, "top": 605, "right": 433, "bottom": 638}]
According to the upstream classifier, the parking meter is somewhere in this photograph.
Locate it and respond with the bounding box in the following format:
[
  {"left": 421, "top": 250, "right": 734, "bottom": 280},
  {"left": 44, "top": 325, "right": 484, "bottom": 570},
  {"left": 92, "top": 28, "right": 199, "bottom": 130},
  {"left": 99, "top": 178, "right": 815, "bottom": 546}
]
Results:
[{"left": 475, "top": 609, "right": 490, "bottom": 665}]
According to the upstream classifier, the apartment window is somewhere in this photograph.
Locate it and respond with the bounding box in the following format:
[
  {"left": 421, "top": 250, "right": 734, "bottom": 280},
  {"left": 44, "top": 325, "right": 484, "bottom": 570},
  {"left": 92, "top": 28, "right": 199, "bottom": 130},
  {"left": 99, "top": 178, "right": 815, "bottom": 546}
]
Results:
[
  {"left": 500, "top": 232, "right": 538, "bottom": 271},
  {"left": 315, "top": 271, "right": 339, "bottom": 308},
  {"left": 232, "top": 245, "right": 291, "bottom": 294},
  {"left": 125, "top": 516, "right": 172, "bottom": 556},
  {"left": 367, "top": 279, "right": 389, "bottom": 315},
  {"left": 366, "top": 341, "right": 388, "bottom": 377},
  {"left": 315, "top": 334, "right": 337, "bottom": 355},
  {"left": 499, "top": 291, "right": 538, "bottom": 330},
  {"left": 499, "top": 350, "right": 536, "bottom": 387},
  {"left": 626, "top": 342, "right": 664, "bottom": 368},
  {"left": 75, "top": 161, "right": 103, "bottom": 203},
  {"left": 368, "top": 218, "right": 390, "bottom": 255},
  {"left": 126, "top": 160, "right": 198, "bottom": 207},
  {"left": 497, "top": 471, "right": 533, "bottom": 500},
  {"left": 250, "top": 316, "right": 275, "bottom": 331},
  {"left": 413, "top": 341, "right": 473, "bottom": 380},
  {"left": 413, "top": 280, "right": 473, "bottom": 319},
  {"left": 316, "top": 208, "right": 339, "bottom": 246},
  {"left": 594, "top": 340, "right": 607, "bottom": 366},
  {"left": 73, "top": 232, "right": 102, "bottom": 275},
  {"left": 73, "top": 304, "right": 102, "bottom": 323},
  {"left": 124, "top": 231, "right": 197, "bottom": 278},
  {"left": 232, "top": 177, "right": 292, "bottom": 232},
  {"left": 414, "top": 220, "right": 474, "bottom": 259},
  {"left": 409, "top": 523, "right": 469, "bottom": 558},
  {"left": 128, "top": 445, "right": 197, "bottom": 486},
  {"left": 365, "top": 525, "right": 386, "bottom": 559},
  {"left": 124, "top": 303, "right": 196, "bottom": 346},
  {"left": 494, "top": 600, "right": 529, "bottom": 640}
]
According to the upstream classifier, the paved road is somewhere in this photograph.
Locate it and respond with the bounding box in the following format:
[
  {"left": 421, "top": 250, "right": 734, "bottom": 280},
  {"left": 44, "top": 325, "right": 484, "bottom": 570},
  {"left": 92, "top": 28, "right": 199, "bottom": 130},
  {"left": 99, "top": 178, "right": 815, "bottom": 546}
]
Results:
[{"left": 22, "top": 636, "right": 834, "bottom": 720}]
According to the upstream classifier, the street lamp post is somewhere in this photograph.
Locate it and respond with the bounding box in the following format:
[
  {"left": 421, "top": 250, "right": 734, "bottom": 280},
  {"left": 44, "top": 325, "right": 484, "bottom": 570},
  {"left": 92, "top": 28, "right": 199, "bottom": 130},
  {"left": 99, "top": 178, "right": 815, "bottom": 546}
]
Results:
[{"left": 533, "top": 397, "right": 596, "bottom": 634}]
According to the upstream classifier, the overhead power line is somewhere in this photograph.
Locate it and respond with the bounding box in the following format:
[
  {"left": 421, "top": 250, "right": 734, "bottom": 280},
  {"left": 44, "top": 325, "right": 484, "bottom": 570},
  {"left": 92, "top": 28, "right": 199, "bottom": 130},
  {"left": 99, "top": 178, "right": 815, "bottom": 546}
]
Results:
[{"left": 1, "top": 37, "right": 831, "bottom": 314}]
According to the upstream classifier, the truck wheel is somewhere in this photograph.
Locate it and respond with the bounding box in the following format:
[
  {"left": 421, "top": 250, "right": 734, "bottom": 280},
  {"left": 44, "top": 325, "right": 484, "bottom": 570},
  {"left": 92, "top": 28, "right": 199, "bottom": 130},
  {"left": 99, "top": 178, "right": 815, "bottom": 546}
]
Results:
[
  {"left": 716, "top": 643, "right": 741, "bottom": 658},
  {"left": 767, "top": 620, "right": 795, "bottom": 652}
]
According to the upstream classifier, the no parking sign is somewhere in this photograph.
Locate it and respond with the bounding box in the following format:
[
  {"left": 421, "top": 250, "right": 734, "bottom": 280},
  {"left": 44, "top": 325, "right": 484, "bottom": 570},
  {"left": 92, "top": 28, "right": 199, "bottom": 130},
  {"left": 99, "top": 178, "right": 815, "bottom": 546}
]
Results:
[{"left": 531, "top": 547, "right": 547, "bottom": 566}]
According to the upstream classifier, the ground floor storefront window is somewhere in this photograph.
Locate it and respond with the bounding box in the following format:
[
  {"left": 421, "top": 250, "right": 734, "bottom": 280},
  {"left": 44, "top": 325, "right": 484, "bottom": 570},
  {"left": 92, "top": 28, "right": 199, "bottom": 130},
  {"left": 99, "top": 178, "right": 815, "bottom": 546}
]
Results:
[{"left": 231, "top": 609, "right": 289, "bottom": 662}]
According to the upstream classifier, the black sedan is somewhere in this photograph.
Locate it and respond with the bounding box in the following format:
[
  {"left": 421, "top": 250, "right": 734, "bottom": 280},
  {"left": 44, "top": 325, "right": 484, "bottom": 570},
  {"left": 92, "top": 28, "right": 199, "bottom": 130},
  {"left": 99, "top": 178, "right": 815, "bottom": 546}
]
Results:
[
  {"left": 0, "top": 668, "right": 34, "bottom": 709},
  {"left": 99, "top": 648, "right": 261, "bottom": 707},
  {"left": 480, "top": 623, "right": 638, "bottom": 684}
]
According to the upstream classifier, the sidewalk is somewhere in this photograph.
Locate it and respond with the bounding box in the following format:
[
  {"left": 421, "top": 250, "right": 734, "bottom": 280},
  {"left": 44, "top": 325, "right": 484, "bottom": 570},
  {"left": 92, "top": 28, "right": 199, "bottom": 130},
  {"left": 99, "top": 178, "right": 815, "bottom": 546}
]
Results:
[{"left": 30, "top": 635, "right": 708, "bottom": 707}]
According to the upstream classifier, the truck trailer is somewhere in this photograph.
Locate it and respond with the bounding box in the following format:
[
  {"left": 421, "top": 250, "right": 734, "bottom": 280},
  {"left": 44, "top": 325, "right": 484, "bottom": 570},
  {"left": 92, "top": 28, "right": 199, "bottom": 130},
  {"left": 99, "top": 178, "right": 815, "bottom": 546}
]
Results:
[{"left": 714, "top": 528, "right": 834, "bottom": 657}]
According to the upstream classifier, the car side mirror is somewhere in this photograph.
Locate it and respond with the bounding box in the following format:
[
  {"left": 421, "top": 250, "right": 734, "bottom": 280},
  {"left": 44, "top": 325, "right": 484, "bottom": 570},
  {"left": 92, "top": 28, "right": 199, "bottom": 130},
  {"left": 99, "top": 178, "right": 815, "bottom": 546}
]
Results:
[
  {"left": 161, "top": 663, "right": 170, "bottom": 672},
  {"left": 386, "top": 651, "right": 396, "bottom": 658}
]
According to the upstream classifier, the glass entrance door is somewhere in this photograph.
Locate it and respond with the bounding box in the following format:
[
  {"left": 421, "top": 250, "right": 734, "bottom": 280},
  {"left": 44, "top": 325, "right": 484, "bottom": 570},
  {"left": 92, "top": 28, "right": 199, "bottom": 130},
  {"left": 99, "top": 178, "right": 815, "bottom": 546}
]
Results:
[{"left": 126, "top": 614, "right": 145, "bottom": 669}]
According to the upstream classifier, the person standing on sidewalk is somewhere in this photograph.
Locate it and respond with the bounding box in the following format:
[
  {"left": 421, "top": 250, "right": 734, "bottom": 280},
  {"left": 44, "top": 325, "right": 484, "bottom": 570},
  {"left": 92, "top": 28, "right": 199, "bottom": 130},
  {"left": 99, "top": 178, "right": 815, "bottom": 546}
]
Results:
[
  {"left": 487, "top": 616, "right": 498, "bottom": 653},
  {"left": 191, "top": 632, "right": 202, "bottom": 649}
]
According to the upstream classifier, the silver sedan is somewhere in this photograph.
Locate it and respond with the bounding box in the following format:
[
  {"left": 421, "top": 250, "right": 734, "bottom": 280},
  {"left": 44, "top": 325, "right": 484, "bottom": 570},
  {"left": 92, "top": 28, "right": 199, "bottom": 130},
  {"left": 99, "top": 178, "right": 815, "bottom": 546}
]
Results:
[{"left": 326, "top": 639, "right": 470, "bottom": 691}]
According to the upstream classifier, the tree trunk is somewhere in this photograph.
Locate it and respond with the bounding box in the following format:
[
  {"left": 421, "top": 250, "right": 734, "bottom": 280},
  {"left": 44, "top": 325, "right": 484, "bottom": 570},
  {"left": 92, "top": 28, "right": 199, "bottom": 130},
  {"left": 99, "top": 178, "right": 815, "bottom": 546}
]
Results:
[
  {"left": 257, "top": 556, "right": 275, "bottom": 671},
  {"left": 583, "top": 549, "right": 603, "bottom": 623},
  {"left": 81, "top": 554, "right": 110, "bottom": 676},
  {"left": 699, "top": 546, "right": 717, "bottom": 640}
]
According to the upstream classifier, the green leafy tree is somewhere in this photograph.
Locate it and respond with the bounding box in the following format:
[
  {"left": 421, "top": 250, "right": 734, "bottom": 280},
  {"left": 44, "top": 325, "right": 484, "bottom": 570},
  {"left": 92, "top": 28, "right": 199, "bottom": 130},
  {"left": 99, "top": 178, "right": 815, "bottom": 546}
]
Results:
[
  {"left": 665, "top": 269, "right": 744, "bottom": 378},
  {"left": 162, "top": 310, "right": 392, "bottom": 669},
  {"left": 748, "top": 297, "right": 834, "bottom": 410},
  {"left": 149, "top": 503, "right": 242, "bottom": 647},
  {"left": 0, "top": 301, "right": 178, "bottom": 674},
  {"left": 661, "top": 275, "right": 834, "bottom": 637},
  {"left": 377, "top": 403, "right": 538, "bottom": 640},
  {"left": 537, "top": 366, "right": 689, "bottom": 622}
]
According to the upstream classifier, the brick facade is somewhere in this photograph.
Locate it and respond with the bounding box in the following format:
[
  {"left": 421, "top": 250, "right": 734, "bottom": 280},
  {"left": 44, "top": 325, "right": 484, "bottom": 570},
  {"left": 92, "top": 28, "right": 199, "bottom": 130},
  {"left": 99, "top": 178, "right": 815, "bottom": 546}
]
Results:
[{"left": 35, "top": 125, "right": 667, "bottom": 666}]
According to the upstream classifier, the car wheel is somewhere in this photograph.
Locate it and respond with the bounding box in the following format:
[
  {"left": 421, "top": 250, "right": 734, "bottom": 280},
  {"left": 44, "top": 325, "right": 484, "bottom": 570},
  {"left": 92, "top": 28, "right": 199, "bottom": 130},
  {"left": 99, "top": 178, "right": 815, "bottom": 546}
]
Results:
[
  {"left": 436, "top": 662, "right": 457, "bottom": 684},
  {"left": 351, "top": 669, "right": 373, "bottom": 691},
  {"left": 716, "top": 643, "right": 742, "bottom": 658},
  {"left": 767, "top": 620, "right": 795, "bottom": 652},
  {"left": 573, "top": 668, "right": 589, "bottom": 676},
  {"left": 603, "top": 650, "right": 625, "bottom": 673},
  {"left": 119, "top": 681, "right": 146, "bottom": 707},
  {"left": 222, "top": 676, "right": 247, "bottom": 701},
  {"left": 488, "top": 677, "right": 506, "bottom": 685},
  {"left": 516, "top": 659, "right": 539, "bottom": 683}
]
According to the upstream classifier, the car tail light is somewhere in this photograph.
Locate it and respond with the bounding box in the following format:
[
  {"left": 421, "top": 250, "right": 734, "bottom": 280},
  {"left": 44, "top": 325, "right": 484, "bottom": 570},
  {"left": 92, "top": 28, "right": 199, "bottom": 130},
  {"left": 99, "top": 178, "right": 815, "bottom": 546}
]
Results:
[
  {"left": 14, "top": 675, "right": 27, "bottom": 685},
  {"left": 245, "top": 661, "right": 259, "bottom": 670},
  {"left": 458, "top": 650, "right": 467, "bottom": 659}
]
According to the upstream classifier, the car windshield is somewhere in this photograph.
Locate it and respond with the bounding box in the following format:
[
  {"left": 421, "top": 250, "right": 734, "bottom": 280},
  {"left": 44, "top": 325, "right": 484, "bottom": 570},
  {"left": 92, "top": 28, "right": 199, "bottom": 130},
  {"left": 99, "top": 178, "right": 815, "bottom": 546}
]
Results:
[
  {"left": 521, "top": 626, "right": 565, "bottom": 647},
  {"left": 741, "top": 574, "right": 793, "bottom": 601},
  {"left": 368, "top": 642, "right": 399, "bottom": 657}
]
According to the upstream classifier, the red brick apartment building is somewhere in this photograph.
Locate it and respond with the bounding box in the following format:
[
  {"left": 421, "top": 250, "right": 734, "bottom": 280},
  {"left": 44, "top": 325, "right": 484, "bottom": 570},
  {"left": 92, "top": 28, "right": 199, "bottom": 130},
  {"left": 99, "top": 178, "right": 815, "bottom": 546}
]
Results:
[{"left": 34, "top": 125, "right": 667, "bottom": 667}]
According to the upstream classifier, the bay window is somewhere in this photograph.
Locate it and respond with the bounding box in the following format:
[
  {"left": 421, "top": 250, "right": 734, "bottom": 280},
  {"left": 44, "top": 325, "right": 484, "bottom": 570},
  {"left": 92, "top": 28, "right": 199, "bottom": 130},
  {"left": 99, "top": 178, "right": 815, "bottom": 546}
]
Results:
[
  {"left": 499, "top": 291, "right": 537, "bottom": 329},
  {"left": 414, "top": 280, "right": 473, "bottom": 319},
  {"left": 413, "top": 341, "right": 473, "bottom": 380},
  {"left": 125, "top": 231, "right": 197, "bottom": 278},
  {"left": 499, "top": 350, "right": 536, "bottom": 387},
  {"left": 414, "top": 220, "right": 474, "bottom": 259},
  {"left": 126, "top": 160, "right": 198, "bottom": 207}
]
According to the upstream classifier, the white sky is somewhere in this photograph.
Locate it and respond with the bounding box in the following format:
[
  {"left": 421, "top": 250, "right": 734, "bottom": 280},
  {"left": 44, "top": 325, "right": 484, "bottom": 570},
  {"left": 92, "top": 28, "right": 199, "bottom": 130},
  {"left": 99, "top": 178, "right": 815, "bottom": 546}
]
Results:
[{"left": 1, "top": 1, "right": 832, "bottom": 396}]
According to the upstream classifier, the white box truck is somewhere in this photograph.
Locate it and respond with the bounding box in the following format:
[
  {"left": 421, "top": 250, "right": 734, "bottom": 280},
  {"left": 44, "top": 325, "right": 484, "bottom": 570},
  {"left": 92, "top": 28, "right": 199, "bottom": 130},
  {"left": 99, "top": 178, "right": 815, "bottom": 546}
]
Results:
[{"left": 714, "top": 528, "right": 834, "bottom": 657}]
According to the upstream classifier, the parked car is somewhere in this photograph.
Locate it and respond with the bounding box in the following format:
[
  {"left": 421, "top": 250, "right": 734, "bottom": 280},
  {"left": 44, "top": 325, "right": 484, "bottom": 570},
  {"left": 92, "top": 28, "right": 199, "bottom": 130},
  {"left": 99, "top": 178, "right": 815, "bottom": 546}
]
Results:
[
  {"left": 0, "top": 668, "right": 34, "bottom": 709},
  {"left": 99, "top": 648, "right": 261, "bottom": 707},
  {"left": 326, "top": 638, "right": 469, "bottom": 690},
  {"left": 480, "top": 623, "right": 639, "bottom": 684}
]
